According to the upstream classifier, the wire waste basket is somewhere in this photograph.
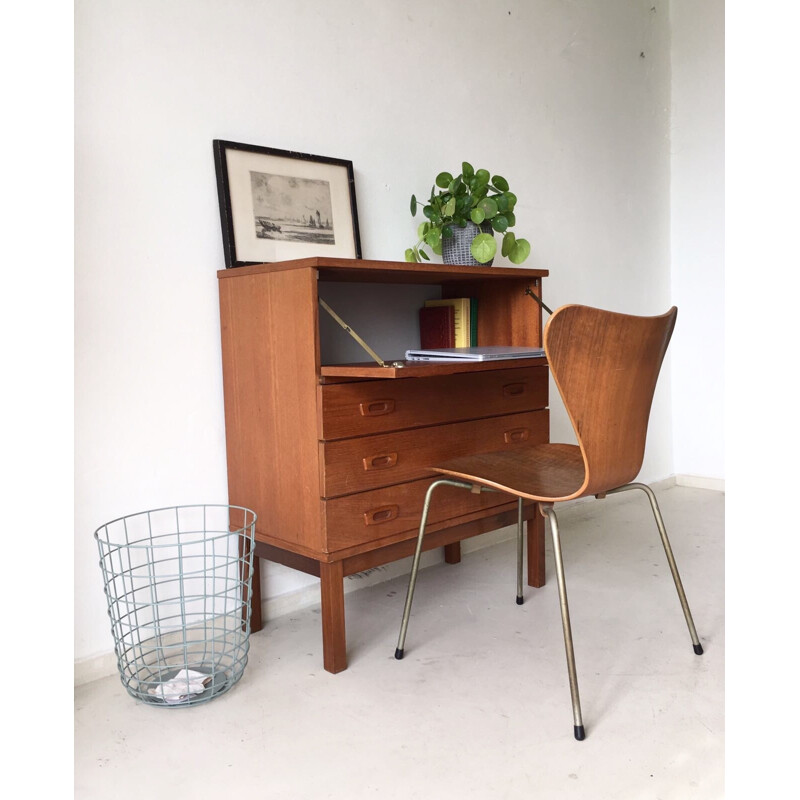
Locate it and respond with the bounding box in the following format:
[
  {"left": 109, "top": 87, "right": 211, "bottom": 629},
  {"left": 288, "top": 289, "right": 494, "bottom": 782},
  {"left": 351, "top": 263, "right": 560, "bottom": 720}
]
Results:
[{"left": 95, "top": 504, "right": 256, "bottom": 707}]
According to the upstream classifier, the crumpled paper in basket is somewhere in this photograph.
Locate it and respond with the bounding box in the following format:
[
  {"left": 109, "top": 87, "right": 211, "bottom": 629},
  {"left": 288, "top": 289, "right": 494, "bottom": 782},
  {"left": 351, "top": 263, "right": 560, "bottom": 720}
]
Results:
[{"left": 148, "top": 669, "right": 212, "bottom": 704}]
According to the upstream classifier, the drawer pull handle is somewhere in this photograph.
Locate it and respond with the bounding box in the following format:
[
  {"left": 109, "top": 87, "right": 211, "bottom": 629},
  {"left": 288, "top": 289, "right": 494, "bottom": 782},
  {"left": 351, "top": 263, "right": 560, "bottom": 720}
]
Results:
[
  {"left": 359, "top": 399, "right": 395, "bottom": 417},
  {"left": 364, "top": 504, "right": 399, "bottom": 526},
  {"left": 503, "top": 383, "right": 526, "bottom": 396},
  {"left": 504, "top": 428, "right": 530, "bottom": 443},
  {"left": 363, "top": 452, "right": 398, "bottom": 471}
]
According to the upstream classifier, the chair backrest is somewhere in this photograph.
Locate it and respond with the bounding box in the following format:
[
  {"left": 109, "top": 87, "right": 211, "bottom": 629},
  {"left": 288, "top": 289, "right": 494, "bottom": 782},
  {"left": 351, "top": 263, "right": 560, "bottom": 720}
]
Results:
[{"left": 544, "top": 304, "right": 677, "bottom": 498}]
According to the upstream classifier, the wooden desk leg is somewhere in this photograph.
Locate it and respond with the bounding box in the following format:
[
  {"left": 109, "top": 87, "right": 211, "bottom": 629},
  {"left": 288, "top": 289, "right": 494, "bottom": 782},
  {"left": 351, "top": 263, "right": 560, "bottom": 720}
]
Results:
[
  {"left": 444, "top": 542, "right": 462, "bottom": 564},
  {"left": 527, "top": 507, "right": 546, "bottom": 588},
  {"left": 320, "top": 561, "right": 347, "bottom": 673},
  {"left": 249, "top": 556, "right": 263, "bottom": 633}
]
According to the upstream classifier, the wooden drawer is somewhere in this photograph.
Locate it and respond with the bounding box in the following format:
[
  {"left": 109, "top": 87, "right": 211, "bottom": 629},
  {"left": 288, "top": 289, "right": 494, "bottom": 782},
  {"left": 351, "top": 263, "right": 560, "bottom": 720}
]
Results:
[
  {"left": 324, "top": 477, "right": 509, "bottom": 552},
  {"left": 319, "top": 366, "right": 548, "bottom": 440},
  {"left": 320, "top": 409, "right": 548, "bottom": 498}
]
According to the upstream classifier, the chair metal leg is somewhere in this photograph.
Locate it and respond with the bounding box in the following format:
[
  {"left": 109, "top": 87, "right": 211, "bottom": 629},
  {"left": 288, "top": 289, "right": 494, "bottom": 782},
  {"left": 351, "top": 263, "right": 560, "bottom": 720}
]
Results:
[
  {"left": 395, "top": 478, "right": 474, "bottom": 659},
  {"left": 541, "top": 504, "right": 586, "bottom": 741},
  {"left": 607, "top": 482, "right": 703, "bottom": 655},
  {"left": 516, "top": 497, "right": 524, "bottom": 605}
]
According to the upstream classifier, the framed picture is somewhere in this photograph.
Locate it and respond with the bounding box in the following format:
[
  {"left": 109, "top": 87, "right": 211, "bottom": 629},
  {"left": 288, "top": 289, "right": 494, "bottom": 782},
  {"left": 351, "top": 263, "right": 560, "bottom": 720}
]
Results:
[{"left": 213, "top": 140, "right": 362, "bottom": 268}]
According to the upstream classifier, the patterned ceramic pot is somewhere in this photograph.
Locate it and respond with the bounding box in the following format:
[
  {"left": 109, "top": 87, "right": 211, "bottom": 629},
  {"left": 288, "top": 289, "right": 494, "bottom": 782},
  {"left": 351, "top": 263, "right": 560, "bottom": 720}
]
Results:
[{"left": 441, "top": 221, "right": 495, "bottom": 266}]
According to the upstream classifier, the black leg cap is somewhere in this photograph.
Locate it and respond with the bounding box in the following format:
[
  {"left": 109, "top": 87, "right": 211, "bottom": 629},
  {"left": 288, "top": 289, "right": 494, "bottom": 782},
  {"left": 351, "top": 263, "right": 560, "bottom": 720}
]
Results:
[
  {"left": 395, "top": 648, "right": 404, "bottom": 660},
  {"left": 516, "top": 595, "right": 524, "bottom": 605},
  {"left": 693, "top": 643, "right": 704, "bottom": 655},
  {"left": 574, "top": 725, "right": 586, "bottom": 741}
]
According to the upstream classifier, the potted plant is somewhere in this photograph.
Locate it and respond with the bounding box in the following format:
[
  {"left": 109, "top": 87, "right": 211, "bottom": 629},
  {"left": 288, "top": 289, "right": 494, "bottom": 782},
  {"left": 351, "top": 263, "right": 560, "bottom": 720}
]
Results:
[{"left": 406, "top": 162, "right": 531, "bottom": 266}]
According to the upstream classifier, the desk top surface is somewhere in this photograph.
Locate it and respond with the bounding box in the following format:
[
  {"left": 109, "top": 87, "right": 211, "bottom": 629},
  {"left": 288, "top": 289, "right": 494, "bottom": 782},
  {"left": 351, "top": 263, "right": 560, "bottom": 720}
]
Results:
[{"left": 218, "top": 257, "right": 549, "bottom": 284}]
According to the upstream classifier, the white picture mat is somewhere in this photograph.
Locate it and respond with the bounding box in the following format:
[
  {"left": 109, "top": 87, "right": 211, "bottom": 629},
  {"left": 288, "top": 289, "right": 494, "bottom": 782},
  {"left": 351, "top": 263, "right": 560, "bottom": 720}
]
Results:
[{"left": 225, "top": 148, "right": 357, "bottom": 263}]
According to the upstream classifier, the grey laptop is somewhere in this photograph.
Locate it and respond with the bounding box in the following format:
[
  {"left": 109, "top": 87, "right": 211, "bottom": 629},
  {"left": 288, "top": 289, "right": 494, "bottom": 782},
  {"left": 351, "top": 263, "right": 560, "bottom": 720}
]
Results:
[{"left": 405, "top": 345, "right": 545, "bottom": 362}]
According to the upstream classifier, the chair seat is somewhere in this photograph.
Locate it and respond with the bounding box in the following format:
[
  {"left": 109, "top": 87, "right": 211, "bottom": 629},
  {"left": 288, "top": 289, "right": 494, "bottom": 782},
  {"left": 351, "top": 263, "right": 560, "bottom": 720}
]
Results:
[{"left": 433, "top": 443, "right": 586, "bottom": 503}]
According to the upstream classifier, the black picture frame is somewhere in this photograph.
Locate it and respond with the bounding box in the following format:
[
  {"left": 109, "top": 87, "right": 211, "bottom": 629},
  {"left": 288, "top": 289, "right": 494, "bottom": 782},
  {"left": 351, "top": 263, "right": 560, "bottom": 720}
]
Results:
[{"left": 213, "top": 140, "right": 362, "bottom": 268}]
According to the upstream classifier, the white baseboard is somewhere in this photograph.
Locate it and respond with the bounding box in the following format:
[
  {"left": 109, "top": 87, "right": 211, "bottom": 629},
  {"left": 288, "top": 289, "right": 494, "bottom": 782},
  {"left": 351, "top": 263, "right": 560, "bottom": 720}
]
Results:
[
  {"left": 75, "top": 651, "right": 120, "bottom": 687},
  {"left": 74, "top": 474, "right": 722, "bottom": 686},
  {"left": 675, "top": 474, "right": 725, "bottom": 492}
]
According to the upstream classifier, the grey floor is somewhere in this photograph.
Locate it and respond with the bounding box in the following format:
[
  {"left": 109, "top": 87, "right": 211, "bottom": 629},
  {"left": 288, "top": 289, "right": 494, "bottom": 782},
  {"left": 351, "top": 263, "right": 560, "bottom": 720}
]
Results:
[{"left": 75, "top": 485, "right": 724, "bottom": 799}]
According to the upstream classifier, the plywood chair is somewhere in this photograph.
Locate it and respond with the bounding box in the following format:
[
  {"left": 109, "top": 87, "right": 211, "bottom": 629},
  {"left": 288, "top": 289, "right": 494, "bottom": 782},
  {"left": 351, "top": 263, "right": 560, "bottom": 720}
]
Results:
[{"left": 394, "top": 304, "right": 703, "bottom": 740}]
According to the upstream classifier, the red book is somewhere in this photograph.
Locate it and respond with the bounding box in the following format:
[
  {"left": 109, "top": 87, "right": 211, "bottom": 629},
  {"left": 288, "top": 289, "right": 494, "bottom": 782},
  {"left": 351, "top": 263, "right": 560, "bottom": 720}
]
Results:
[{"left": 419, "top": 305, "right": 455, "bottom": 349}]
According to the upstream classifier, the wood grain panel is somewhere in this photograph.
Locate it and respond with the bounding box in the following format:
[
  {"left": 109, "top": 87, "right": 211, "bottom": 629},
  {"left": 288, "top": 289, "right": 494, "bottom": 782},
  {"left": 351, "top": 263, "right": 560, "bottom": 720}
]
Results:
[
  {"left": 320, "top": 410, "right": 548, "bottom": 497},
  {"left": 320, "top": 366, "right": 548, "bottom": 440},
  {"left": 443, "top": 278, "right": 544, "bottom": 348},
  {"left": 545, "top": 304, "right": 677, "bottom": 498},
  {"left": 219, "top": 267, "right": 324, "bottom": 551},
  {"left": 434, "top": 443, "right": 586, "bottom": 502},
  {"left": 324, "top": 477, "right": 509, "bottom": 551},
  {"left": 341, "top": 502, "right": 538, "bottom": 574}
]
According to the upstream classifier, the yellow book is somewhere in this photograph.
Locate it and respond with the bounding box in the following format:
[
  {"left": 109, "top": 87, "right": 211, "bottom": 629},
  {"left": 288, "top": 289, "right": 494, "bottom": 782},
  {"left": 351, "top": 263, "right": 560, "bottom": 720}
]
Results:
[{"left": 424, "top": 298, "right": 471, "bottom": 347}]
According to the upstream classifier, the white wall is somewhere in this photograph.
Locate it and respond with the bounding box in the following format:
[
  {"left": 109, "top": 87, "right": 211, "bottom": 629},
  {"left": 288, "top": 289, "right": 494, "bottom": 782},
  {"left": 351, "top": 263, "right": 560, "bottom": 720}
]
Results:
[
  {"left": 76, "top": 0, "right": 678, "bottom": 666},
  {"left": 670, "top": 0, "right": 725, "bottom": 481}
]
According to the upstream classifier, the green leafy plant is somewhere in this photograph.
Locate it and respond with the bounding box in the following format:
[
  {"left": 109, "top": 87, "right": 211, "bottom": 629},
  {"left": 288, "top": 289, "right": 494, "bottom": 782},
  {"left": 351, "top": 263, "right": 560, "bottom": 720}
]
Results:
[{"left": 406, "top": 162, "right": 531, "bottom": 265}]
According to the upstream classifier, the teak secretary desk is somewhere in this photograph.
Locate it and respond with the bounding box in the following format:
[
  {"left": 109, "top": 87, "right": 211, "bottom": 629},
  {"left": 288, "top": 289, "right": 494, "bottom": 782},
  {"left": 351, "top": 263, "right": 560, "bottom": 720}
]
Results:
[{"left": 217, "top": 257, "right": 550, "bottom": 673}]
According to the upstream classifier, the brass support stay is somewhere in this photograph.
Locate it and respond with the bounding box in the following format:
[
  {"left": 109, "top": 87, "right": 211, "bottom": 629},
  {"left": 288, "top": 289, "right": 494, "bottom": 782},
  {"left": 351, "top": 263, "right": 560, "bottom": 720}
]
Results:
[
  {"left": 524, "top": 285, "right": 554, "bottom": 316},
  {"left": 318, "top": 298, "right": 404, "bottom": 368}
]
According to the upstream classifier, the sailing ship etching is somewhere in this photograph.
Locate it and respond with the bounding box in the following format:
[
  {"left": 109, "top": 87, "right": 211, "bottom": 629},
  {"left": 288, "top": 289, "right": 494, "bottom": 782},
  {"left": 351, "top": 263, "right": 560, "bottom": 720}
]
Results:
[{"left": 250, "top": 171, "right": 336, "bottom": 245}]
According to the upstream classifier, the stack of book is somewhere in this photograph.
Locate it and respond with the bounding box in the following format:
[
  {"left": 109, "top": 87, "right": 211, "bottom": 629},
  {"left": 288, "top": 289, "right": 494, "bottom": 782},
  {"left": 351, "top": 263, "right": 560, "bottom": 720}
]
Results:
[{"left": 418, "top": 298, "right": 477, "bottom": 349}]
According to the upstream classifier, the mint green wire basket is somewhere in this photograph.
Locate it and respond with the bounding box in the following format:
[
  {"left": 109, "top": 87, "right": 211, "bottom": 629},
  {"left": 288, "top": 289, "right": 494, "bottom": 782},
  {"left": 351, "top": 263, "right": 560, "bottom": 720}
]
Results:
[{"left": 95, "top": 505, "right": 256, "bottom": 707}]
